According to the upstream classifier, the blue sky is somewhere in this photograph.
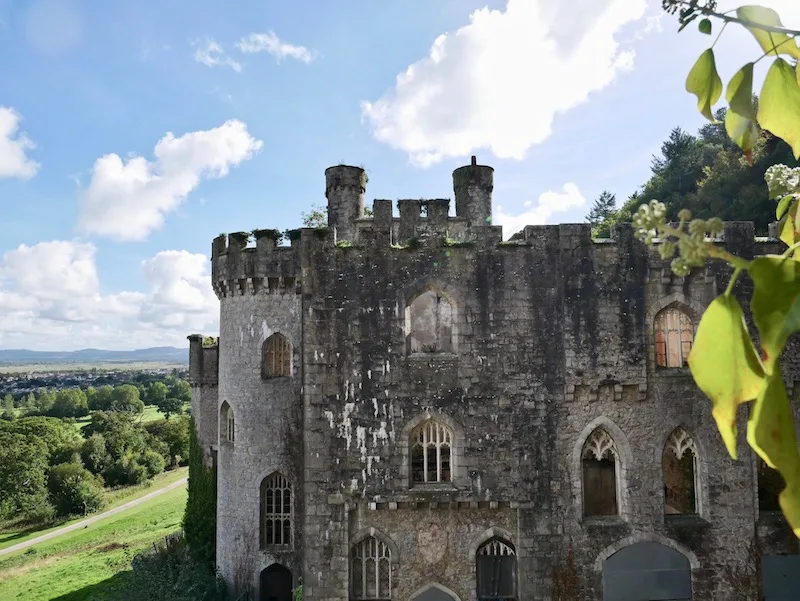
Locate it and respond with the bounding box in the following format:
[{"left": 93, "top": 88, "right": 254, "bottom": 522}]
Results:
[{"left": 0, "top": 0, "right": 797, "bottom": 350}]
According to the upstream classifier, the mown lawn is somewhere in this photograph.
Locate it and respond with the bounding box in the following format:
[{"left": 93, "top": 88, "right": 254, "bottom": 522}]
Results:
[
  {"left": 0, "top": 484, "right": 187, "bottom": 600},
  {"left": 0, "top": 466, "right": 188, "bottom": 552}
]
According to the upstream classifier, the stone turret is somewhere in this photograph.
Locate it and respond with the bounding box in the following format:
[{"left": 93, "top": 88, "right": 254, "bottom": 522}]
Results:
[
  {"left": 453, "top": 155, "right": 493, "bottom": 226},
  {"left": 325, "top": 164, "right": 366, "bottom": 243}
]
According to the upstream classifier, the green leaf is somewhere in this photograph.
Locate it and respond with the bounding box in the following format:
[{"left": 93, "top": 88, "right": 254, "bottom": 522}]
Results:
[
  {"left": 685, "top": 49, "right": 723, "bottom": 121},
  {"left": 759, "top": 58, "right": 800, "bottom": 160},
  {"left": 725, "top": 110, "right": 759, "bottom": 157},
  {"left": 726, "top": 63, "right": 757, "bottom": 119},
  {"left": 746, "top": 366, "right": 800, "bottom": 536},
  {"left": 698, "top": 18, "right": 712, "bottom": 34},
  {"left": 779, "top": 207, "right": 800, "bottom": 247},
  {"left": 688, "top": 295, "right": 765, "bottom": 458},
  {"left": 750, "top": 256, "right": 800, "bottom": 373},
  {"left": 777, "top": 194, "right": 796, "bottom": 220},
  {"left": 737, "top": 6, "right": 800, "bottom": 59}
]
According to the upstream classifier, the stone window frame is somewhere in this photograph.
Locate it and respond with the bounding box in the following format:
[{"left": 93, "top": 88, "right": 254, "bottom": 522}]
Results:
[
  {"left": 661, "top": 425, "right": 705, "bottom": 518},
  {"left": 259, "top": 471, "right": 292, "bottom": 549},
  {"left": 410, "top": 420, "right": 454, "bottom": 485},
  {"left": 571, "top": 417, "right": 632, "bottom": 522},
  {"left": 262, "top": 332, "right": 293, "bottom": 379},
  {"left": 399, "top": 412, "right": 466, "bottom": 490},
  {"left": 409, "top": 583, "right": 464, "bottom": 601},
  {"left": 220, "top": 401, "right": 234, "bottom": 445},
  {"left": 468, "top": 527, "right": 519, "bottom": 601},
  {"left": 593, "top": 532, "right": 700, "bottom": 572},
  {"left": 402, "top": 282, "right": 460, "bottom": 356},
  {"left": 646, "top": 294, "right": 704, "bottom": 374},
  {"left": 349, "top": 527, "right": 399, "bottom": 601}
]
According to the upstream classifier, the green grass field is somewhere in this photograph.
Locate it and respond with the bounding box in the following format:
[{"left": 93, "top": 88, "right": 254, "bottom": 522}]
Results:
[
  {"left": 0, "top": 484, "right": 187, "bottom": 600},
  {"left": 0, "top": 467, "right": 188, "bottom": 552}
]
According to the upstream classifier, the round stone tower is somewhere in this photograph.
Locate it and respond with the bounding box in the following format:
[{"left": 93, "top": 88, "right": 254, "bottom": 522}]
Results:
[
  {"left": 325, "top": 164, "right": 366, "bottom": 243},
  {"left": 212, "top": 232, "right": 303, "bottom": 596},
  {"left": 453, "top": 155, "right": 494, "bottom": 226}
]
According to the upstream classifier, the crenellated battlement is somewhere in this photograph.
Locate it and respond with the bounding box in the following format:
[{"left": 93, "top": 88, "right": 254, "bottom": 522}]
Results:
[
  {"left": 210, "top": 229, "right": 302, "bottom": 299},
  {"left": 187, "top": 334, "right": 219, "bottom": 387},
  {"left": 210, "top": 157, "right": 785, "bottom": 301}
]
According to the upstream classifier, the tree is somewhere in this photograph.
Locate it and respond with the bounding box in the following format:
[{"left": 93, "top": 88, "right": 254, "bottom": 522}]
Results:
[
  {"left": 158, "top": 397, "right": 184, "bottom": 419},
  {"left": 146, "top": 416, "right": 190, "bottom": 468},
  {"left": 49, "top": 388, "right": 89, "bottom": 419},
  {"left": 301, "top": 204, "right": 327, "bottom": 228},
  {"left": 87, "top": 385, "right": 115, "bottom": 411},
  {"left": 47, "top": 462, "right": 104, "bottom": 516},
  {"left": 147, "top": 381, "right": 168, "bottom": 406},
  {"left": 111, "top": 384, "right": 144, "bottom": 414},
  {"left": 2, "top": 394, "right": 14, "bottom": 411},
  {"left": 643, "top": 1, "right": 800, "bottom": 535},
  {"left": 586, "top": 190, "right": 617, "bottom": 238},
  {"left": 168, "top": 380, "right": 191, "bottom": 405},
  {"left": 0, "top": 432, "right": 52, "bottom": 521}
]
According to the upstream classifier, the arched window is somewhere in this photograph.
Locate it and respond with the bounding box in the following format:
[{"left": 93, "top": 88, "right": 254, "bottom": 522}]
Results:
[
  {"left": 582, "top": 428, "right": 618, "bottom": 516},
  {"left": 405, "top": 289, "right": 454, "bottom": 354},
  {"left": 263, "top": 333, "right": 292, "bottom": 378},
  {"left": 663, "top": 427, "right": 698, "bottom": 514},
  {"left": 758, "top": 456, "right": 783, "bottom": 512},
  {"left": 260, "top": 472, "right": 291, "bottom": 547},
  {"left": 220, "top": 401, "right": 234, "bottom": 444},
  {"left": 654, "top": 306, "right": 694, "bottom": 368},
  {"left": 477, "top": 538, "right": 517, "bottom": 601},
  {"left": 410, "top": 420, "right": 453, "bottom": 485},
  {"left": 350, "top": 536, "right": 392, "bottom": 601}
]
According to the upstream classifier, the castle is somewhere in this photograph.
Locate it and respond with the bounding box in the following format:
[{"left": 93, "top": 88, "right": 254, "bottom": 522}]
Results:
[{"left": 188, "top": 158, "right": 800, "bottom": 601}]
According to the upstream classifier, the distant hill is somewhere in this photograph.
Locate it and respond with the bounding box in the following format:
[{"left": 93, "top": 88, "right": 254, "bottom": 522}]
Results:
[{"left": 0, "top": 346, "right": 189, "bottom": 365}]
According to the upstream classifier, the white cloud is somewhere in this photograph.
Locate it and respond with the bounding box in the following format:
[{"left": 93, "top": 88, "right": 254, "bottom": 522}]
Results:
[
  {"left": 0, "top": 241, "right": 218, "bottom": 350},
  {"left": 0, "top": 107, "right": 39, "bottom": 180},
  {"left": 78, "top": 119, "right": 263, "bottom": 241},
  {"left": 361, "top": 0, "right": 647, "bottom": 167},
  {"left": 495, "top": 182, "right": 586, "bottom": 238},
  {"left": 236, "top": 31, "right": 315, "bottom": 63},
  {"left": 193, "top": 37, "right": 242, "bottom": 72}
]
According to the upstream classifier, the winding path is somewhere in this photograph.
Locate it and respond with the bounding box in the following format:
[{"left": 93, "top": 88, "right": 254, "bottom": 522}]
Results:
[{"left": 0, "top": 476, "right": 187, "bottom": 558}]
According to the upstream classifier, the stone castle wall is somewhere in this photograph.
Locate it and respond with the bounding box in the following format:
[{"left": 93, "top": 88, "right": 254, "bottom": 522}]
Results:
[{"left": 188, "top": 159, "right": 800, "bottom": 601}]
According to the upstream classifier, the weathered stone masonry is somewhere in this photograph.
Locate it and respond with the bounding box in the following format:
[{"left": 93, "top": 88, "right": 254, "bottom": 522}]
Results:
[{"left": 187, "top": 158, "right": 800, "bottom": 601}]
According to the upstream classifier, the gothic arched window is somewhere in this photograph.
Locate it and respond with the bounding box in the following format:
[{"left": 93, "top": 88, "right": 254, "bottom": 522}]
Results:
[
  {"left": 654, "top": 307, "right": 694, "bottom": 368},
  {"left": 477, "top": 538, "right": 517, "bottom": 601},
  {"left": 410, "top": 420, "right": 453, "bottom": 485},
  {"left": 663, "top": 427, "right": 698, "bottom": 514},
  {"left": 350, "top": 536, "right": 392, "bottom": 601},
  {"left": 263, "top": 333, "right": 292, "bottom": 378},
  {"left": 260, "top": 472, "right": 291, "bottom": 547},
  {"left": 405, "top": 289, "right": 454, "bottom": 354},
  {"left": 582, "top": 428, "right": 619, "bottom": 516},
  {"left": 220, "top": 401, "right": 234, "bottom": 444}
]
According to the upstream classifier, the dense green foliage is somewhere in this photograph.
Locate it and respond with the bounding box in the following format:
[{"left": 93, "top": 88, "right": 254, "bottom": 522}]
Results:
[
  {"left": 594, "top": 112, "right": 799, "bottom": 236},
  {"left": 0, "top": 432, "right": 51, "bottom": 521},
  {"left": 183, "top": 418, "right": 217, "bottom": 565},
  {"left": 47, "top": 462, "right": 105, "bottom": 516}
]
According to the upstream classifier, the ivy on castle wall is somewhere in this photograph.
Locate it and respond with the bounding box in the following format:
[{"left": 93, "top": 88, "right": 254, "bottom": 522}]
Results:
[{"left": 183, "top": 417, "right": 217, "bottom": 565}]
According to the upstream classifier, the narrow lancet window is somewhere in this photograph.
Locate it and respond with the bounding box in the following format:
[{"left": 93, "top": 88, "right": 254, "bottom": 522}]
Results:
[
  {"left": 663, "top": 428, "right": 698, "bottom": 514},
  {"left": 654, "top": 307, "right": 694, "bottom": 368},
  {"left": 582, "top": 428, "right": 619, "bottom": 516},
  {"left": 263, "top": 333, "right": 292, "bottom": 378},
  {"left": 220, "top": 401, "right": 234, "bottom": 444}
]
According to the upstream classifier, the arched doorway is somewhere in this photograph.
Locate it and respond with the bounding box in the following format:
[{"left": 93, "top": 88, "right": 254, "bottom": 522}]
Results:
[
  {"left": 410, "top": 583, "right": 460, "bottom": 601},
  {"left": 260, "top": 564, "right": 293, "bottom": 601},
  {"left": 603, "top": 541, "right": 691, "bottom": 600}
]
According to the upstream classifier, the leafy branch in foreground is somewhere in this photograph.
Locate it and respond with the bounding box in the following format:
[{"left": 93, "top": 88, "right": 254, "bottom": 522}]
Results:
[{"left": 648, "top": 4, "right": 800, "bottom": 535}]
